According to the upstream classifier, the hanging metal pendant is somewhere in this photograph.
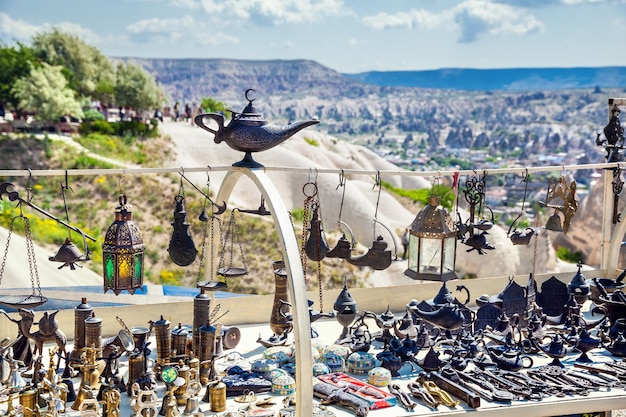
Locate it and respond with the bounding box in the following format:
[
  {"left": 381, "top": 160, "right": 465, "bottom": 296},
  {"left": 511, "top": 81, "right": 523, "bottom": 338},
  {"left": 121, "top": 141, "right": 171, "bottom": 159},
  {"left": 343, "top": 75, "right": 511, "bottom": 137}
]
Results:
[
  {"left": 305, "top": 204, "right": 329, "bottom": 261},
  {"left": 168, "top": 195, "right": 197, "bottom": 267},
  {"left": 346, "top": 236, "right": 392, "bottom": 270},
  {"left": 49, "top": 237, "right": 89, "bottom": 270}
]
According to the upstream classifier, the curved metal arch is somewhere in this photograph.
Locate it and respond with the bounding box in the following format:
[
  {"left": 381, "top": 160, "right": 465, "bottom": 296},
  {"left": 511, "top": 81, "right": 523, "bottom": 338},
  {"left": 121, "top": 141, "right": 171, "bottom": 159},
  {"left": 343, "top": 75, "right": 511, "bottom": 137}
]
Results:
[{"left": 214, "top": 168, "right": 313, "bottom": 417}]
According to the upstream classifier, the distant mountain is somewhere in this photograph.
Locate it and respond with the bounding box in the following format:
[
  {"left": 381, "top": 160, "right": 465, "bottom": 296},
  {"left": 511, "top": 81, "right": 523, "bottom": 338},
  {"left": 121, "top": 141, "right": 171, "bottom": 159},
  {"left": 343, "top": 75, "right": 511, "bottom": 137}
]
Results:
[
  {"left": 118, "top": 58, "right": 384, "bottom": 103},
  {"left": 344, "top": 67, "right": 626, "bottom": 91}
]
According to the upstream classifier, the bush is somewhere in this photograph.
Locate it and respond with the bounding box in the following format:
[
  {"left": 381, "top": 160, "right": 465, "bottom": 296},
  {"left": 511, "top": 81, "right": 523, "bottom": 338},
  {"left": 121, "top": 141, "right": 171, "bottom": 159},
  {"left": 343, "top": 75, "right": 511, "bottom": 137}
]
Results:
[
  {"left": 79, "top": 120, "right": 114, "bottom": 135},
  {"left": 79, "top": 120, "right": 159, "bottom": 138},
  {"left": 556, "top": 246, "right": 584, "bottom": 263},
  {"left": 83, "top": 109, "right": 106, "bottom": 122}
]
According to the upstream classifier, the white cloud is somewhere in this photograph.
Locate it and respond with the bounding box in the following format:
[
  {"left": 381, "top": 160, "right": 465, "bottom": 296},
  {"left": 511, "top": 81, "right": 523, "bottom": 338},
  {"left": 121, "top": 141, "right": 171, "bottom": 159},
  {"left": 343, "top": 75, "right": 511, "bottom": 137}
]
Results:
[
  {"left": 126, "top": 15, "right": 238, "bottom": 46},
  {"left": 361, "top": 0, "right": 543, "bottom": 43},
  {"left": 167, "top": 0, "right": 351, "bottom": 25},
  {"left": 0, "top": 12, "right": 102, "bottom": 46},
  {"left": 493, "top": 0, "right": 626, "bottom": 6},
  {"left": 362, "top": 9, "right": 441, "bottom": 30},
  {"left": 0, "top": 13, "right": 41, "bottom": 42}
]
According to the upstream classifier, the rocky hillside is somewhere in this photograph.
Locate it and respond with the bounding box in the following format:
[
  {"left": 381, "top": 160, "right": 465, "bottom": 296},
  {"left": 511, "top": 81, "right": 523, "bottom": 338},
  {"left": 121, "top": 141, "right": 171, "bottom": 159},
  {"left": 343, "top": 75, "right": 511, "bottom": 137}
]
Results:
[{"left": 122, "top": 58, "right": 624, "bottom": 172}]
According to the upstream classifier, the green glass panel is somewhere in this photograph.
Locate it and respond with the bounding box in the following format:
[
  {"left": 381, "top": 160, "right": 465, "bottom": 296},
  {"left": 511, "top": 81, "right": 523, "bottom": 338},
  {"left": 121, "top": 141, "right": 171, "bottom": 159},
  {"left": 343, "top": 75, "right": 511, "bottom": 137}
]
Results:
[
  {"left": 133, "top": 254, "right": 143, "bottom": 286},
  {"left": 104, "top": 254, "right": 115, "bottom": 286}
]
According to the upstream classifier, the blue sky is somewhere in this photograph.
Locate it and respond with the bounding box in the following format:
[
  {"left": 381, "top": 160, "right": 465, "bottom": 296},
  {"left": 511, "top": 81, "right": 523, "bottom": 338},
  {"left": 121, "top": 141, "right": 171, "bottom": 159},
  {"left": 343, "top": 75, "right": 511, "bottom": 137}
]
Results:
[{"left": 1, "top": 0, "right": 625, "bottom": 73}]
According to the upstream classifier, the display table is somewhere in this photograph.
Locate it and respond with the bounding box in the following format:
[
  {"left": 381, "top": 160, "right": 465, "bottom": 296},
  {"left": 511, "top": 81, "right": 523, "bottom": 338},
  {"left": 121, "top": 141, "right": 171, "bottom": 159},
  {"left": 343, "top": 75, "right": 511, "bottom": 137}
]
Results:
[{"left": 5, "top": 315, "right": 624, "bottom": 417}]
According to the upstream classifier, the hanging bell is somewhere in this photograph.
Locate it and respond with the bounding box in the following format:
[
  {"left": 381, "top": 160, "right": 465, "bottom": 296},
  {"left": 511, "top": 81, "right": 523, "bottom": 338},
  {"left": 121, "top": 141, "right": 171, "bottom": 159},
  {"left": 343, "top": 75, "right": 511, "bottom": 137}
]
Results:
[
  {"left": 545, "top": 211, "right": 563, "bottom": 232},
  {"left": 305, "top": 204, "right": 329, "bottom": 261},
  {"left": 168, "top": 195, "right": 198, "bottom": 267},
  {"left": 49, "top": 237, "right": 89, "bottom": 270}
]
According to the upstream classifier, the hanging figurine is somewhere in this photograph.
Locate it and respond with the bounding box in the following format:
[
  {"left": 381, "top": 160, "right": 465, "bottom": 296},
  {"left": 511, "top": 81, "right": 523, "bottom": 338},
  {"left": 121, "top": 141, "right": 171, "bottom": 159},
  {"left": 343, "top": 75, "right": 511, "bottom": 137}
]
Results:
[
  {"left": 539, "top": 175, "right": 578, "bottom": 234},
  {"left": 459, "top": 171, "right": 495, "bottom": 254},
  {"left": 346, "top": 172, "right": 395, "bottom": 270},
  {"left": 49, "top": 175, "right": 91, "bottom": 269},
  {"left": 168, "top": 174, "right": 197, "bottom": 267}
]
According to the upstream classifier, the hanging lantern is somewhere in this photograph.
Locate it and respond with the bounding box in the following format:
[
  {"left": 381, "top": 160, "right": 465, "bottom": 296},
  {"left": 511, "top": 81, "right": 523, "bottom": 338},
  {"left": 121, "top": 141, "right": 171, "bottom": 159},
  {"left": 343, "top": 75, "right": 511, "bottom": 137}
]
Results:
[
  {"left": 102, "top": 194, "right": 144, "bottom": 294},
  {"left": 404, "top": 195, "right": 457, "bottom": 282}
]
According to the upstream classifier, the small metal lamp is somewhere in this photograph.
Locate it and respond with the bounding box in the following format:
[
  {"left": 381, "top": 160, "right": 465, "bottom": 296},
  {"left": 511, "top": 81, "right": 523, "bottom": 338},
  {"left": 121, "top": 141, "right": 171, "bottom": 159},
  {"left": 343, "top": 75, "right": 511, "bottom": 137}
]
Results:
[
  {"left": 102, "top": 194, "right": 144, "bottom": 294},
  {"left": 404, "top": 195, "right": 458, "bottom": 282}
]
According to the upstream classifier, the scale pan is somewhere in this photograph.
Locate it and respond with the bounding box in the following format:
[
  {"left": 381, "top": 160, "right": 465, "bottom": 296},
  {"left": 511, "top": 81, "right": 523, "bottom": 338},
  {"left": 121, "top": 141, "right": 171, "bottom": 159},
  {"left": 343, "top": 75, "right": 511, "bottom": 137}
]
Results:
[
  {"left": 0, "top": 294, "right": 48, "bottom": 309},
  {"left": 217, "top": 267, "right": 247, "bottom": 277},
  {"left": 197, "top": 281, "right": 228, "bottom": 291}
]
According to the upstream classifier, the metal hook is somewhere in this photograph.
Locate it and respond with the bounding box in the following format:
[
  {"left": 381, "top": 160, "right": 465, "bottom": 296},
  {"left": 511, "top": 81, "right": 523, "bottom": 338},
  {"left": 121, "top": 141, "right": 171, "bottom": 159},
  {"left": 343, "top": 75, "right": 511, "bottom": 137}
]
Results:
[
  {"left": 372, "top": 170, "right": 381, "bottom": 190},
  {"left": 178, "top": 167, "right": 185, "bottom": 196},
  {"left": 180, "top": 172, "right": 227, "bottom": 215},
  {"left": 119, "top": 171, "right": 126, "bottom": 194},
  {"left": 26, "top": 168, "right": 33, "bottom": 203},
  {"left": 336, "top": 169, "right": 345, "bottom": 190}
]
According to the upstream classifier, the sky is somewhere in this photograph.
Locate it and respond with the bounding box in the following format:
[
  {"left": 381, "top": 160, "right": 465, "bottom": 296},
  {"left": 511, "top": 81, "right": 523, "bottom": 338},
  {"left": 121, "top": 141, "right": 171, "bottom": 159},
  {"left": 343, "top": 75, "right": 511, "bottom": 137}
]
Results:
[{"left": 1, "top": 0, "right": 626, "bottom": 74}]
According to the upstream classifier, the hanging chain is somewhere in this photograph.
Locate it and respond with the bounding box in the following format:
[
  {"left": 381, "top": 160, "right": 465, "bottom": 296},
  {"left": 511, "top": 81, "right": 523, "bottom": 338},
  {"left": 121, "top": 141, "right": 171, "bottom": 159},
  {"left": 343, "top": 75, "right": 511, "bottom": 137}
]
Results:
[
  {"left": 24, "top": 216, "right": 43, "bottom": 297},
  {"left": 317, "top": 247, "right": 323, "bottom": 313},
  {"left": 220, "top": 210, "right": 247, "bottom": 272},
  {"left": 531, "top": 209, "right": 540, "bottom": 277},
  {"left": 60, "top": 171, "right": 73, "bottom": 238},
  {"left": 301, "top": 182, "right": 317, "bottom": 286},
  {"left": 0, "top": 217, "right": 15, "bottom": 287},
  {"left": 233, "top": 211, "right": 247, "bottom": 272},
  {"left": 0, "top": 213, "right": 43, "bottom": 296}
]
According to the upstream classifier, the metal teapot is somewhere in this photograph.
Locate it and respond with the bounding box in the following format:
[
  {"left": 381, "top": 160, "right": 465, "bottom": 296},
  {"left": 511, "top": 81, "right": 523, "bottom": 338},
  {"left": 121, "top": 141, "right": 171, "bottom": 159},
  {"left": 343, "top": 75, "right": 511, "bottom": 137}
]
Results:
[
  {"left": 411, "top": 302, "right": 467, "bottom": 331},
  {"left": 194, "top": 89, "right": 320, "bottom": 168}
]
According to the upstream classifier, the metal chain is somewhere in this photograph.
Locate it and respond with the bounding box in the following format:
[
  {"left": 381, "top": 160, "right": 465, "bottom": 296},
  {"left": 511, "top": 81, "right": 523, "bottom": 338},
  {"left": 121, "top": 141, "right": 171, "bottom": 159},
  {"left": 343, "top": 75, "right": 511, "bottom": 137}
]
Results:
[
  {"left": 220, "top": 210, "right": 247, "bottom": 272},
  {"left": 196, "top": 214, "right": 210, "bottom": 283},
  {"left": 233, "top": 211, "right": 247, "bottom": 271},
  {"left": 0, "top": 216, "right": 16, "bottom": 286},
  {"left": 300, "top": 197, "right": 312, "bottom": 286},
  {"left": 532, "top": 212, "right": 540, "bottom": 277},
  {"left": 23, "top": 216, "right": 43, "bottom": 296},
  {"left": 317, "top": 251, "right": 323, "bottom": 313}
]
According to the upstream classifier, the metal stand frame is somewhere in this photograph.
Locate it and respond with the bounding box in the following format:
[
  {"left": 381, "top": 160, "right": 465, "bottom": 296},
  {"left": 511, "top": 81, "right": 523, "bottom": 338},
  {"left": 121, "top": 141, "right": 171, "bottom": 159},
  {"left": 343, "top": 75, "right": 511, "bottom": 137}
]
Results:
[{"left": 213, "top": 168, "right": 313, "bottom": 417}]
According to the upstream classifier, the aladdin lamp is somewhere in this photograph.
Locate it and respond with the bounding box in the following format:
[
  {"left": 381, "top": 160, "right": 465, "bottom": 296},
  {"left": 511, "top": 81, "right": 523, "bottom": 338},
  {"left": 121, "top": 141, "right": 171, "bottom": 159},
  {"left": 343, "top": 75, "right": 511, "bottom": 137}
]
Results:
[
  {"left": 102, "top": 194, "right": 144, "bottom": 294},
  {"left": 404, "top": 195, "right": 457, "bottom": 282}
]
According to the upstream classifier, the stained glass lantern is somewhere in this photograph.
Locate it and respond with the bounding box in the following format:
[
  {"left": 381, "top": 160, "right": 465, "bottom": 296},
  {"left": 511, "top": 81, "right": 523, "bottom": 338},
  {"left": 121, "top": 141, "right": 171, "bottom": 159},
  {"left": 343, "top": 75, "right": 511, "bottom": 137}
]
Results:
[
  {"left": 404, "top": 195, "right": 457, "bottom": 282},
  {"left": 102, "top": 194, "right": 144, "bottom": 294}
]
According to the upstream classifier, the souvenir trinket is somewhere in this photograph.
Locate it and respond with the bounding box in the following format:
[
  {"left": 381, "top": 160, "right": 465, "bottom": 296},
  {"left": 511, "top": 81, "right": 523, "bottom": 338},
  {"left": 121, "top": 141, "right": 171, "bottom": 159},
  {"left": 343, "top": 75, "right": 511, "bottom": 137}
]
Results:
[
  {"left": 346, "top": 352, "right": 377, "bottom": 374},
  {"left": 195, "top": 88, "right": 320, "bottom": 168},
  {"left": 167, "top": 187, "right": 197, "bottom": 267},
  {"left": 272, "top": 374, "right": 296, "bottom": 395}
]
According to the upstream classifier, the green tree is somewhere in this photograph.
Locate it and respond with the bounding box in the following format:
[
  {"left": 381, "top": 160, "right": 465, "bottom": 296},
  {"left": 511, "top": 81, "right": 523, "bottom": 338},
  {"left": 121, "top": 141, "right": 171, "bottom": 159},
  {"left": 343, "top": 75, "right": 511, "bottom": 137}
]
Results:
[
  {"left": 115, "top": 62, "right": 164, "bottom": 112},
  {"left": 0, "top": 42, "right": 36, "bottom": 113},
  {"left": 200, "top": 97, "right": 230, "bottom": 116},
  {"left": 31, "top": 29, "right": 115, "bottom": 103},
  {"left": 13, "top": 62, "right": 83, "bottom": 121}
]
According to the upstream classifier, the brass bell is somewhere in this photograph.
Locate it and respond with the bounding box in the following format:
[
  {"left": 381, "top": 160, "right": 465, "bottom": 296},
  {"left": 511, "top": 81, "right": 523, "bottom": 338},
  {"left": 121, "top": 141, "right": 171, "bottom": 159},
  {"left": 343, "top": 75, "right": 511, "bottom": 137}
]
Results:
[
  {"left": 49, "top": 237, "right": 89, "bottom": 269},
  {"left": 545, "top": 212, "right": 563, "bottom": 232}
]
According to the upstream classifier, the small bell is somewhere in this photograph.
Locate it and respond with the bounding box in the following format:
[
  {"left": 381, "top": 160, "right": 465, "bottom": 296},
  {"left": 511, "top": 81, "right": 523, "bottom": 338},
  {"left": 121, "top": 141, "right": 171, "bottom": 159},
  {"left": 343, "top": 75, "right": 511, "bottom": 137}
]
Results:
[
  {"left": 545, "top": 212, "right": 563, "bottom": 232},
  {"left": 49, "top": 237, "right": 89, "bottom": 270}
]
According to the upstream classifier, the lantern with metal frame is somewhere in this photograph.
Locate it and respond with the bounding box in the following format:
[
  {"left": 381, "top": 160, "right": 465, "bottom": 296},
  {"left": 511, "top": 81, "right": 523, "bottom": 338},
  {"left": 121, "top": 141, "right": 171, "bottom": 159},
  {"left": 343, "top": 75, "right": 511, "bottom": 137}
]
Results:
[
  {"left": 102, "top": 194, "right": 144, "bottom": 294},
  {"left": 404, "top": 195, "right": 458, "bottom": 282}
]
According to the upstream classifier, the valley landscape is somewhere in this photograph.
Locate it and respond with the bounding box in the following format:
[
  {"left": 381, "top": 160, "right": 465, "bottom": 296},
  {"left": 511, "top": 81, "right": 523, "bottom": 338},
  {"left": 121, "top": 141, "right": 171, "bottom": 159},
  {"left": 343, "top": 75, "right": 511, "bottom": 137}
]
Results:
[{"left": 2, "top": 58, "right": 626, "bottom": 296}]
